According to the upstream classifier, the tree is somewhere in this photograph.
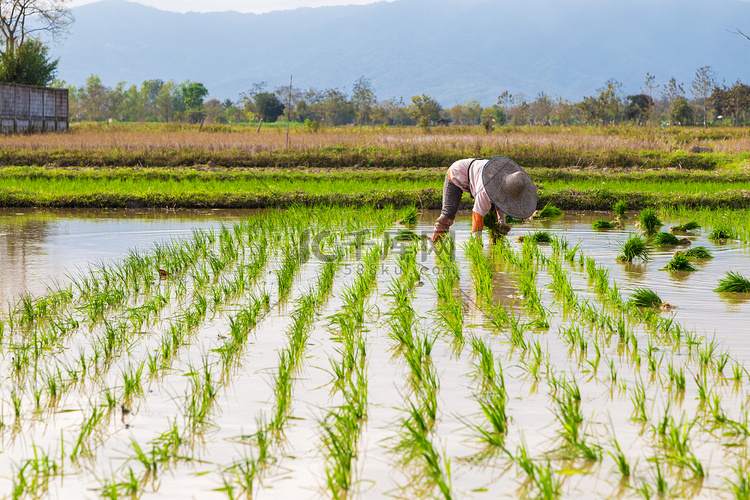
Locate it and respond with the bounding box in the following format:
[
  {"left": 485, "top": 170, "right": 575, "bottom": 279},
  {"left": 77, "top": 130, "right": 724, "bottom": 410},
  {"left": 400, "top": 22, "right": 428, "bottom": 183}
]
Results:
[
  {"left": 0, "top": 0, "right": 73, "bottom": 57},
  {"left": 181, "top": 80, "right": 208, "bottom": 123},
  {"left": 351, "top": 75, "right": 376, "bottom": 125},
  {"left": 254, "top": 92, "right": 285, "bottom": 122},
  {"left": 555, "top": 97, "right": 575, "bottom": 125},
  {"left": 670, "top": 96, "right": 694, "bottom": 125},
  {"left": 579, "top": 95, "right": 603, "bottom": 124},
  {"left": 662, "top": 77, "right": 687, "bottom": 124},
  {"left": 0, "top": 37, "right": 56, "bottom": 85},
  {"left": 77, "top": 74, "right": 111, "bottom": 121},
  {"left": 497, "top": 91, "right": 513, "bottom": 125},
  {"left": 691, "top": 66, "right": 716, "bottom": 128},
  {"left": 529, "top": 92, "right": 554, "bottom": 124},
  {"left": 625, "top": 94, "right": 653, "bottom": 125},
  {"left": 597, "top": 79, "right": 623, "bottom": 124},
  {"left": 448, "top": 104, "right": 467, "bottom": 125},
  {"left": 156, "top": 81, "right": 178, "bottom": 122},
  {"left": 463, "top": 99, "right": 482, "bottom": 124},
  {"left": 641, "top": 72, "right": 659, "bottom": 125},
  {"left": 409, "top": 94, "right": 442, "bottom": 130}
]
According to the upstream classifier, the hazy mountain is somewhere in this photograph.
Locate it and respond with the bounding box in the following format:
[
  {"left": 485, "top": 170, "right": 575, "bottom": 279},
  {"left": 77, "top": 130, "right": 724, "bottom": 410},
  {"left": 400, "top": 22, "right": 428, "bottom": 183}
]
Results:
[{"left": 53, "top": 0, "right": 750, "bottom": 106}]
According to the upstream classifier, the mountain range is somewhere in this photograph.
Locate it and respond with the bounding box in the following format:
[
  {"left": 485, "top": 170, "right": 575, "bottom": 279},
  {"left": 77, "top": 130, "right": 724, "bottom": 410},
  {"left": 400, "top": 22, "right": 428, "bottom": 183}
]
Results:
[{"left": 52, "top": 0, "right": 750, "bottom": 106}]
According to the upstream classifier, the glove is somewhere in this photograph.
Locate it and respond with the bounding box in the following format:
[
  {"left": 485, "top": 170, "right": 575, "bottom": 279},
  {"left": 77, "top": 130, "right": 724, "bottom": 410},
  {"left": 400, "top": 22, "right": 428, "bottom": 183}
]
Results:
[{"left": 431, "top": 215, "right": 453, "bottom": 242}]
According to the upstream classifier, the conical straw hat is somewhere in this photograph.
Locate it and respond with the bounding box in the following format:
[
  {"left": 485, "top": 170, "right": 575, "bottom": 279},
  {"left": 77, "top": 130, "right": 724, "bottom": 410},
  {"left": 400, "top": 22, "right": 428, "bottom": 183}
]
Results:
[{"left": 481, "top": 156, "right": 537, "bottom": 219}]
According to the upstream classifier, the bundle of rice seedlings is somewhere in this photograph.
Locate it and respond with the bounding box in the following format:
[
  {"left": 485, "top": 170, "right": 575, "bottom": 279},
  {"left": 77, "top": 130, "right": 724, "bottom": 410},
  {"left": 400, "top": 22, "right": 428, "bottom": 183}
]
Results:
[
  {"left": 613, "top": 200, "right": 628, "bottom": 218},
  {"left": 637, "top": 208, "right": 662, "bottom": 235},
  {"left": 629, "top": 288, "right": 662, "bottom": 308},
  {"left": 399, "top": 206, "right": 418, "bottom": 225},
  {"left": 616, "top": 234, "right": 649, "bottom": 263},
  {"left": 534, "top": 203, "right": 563, "bottom": 219},
  {"left": 683, "top": 246, "right": 712, "bottom": 259},
  {"left": 662, "top": 252, "right": 696, "bottom": 272},
  {"left": 708, "top": 228, "right": 736, "bottom": 241},
  {"left": 653, "top": 232, "right": 680, "bottom": 245},
  {"left": 484, "top": 211, "right": 510, "bottom": 242},
  {"left": 517, "top": 231, "right": 553, "bottom": 243},
  {"left": 670, "top": 221, "right": 700, "bottom": 233},
  {"left": 715, "top": 271, "right": 750, "bottom": 293},
  {"left": 394, "top": 229, "right": 423, "bottom": 241},
  {"left": 593, "top": 220, "right": 617, "bottom": 230},
  {"left": 505, "top": 215, "right": 524, "bottom": 224}
]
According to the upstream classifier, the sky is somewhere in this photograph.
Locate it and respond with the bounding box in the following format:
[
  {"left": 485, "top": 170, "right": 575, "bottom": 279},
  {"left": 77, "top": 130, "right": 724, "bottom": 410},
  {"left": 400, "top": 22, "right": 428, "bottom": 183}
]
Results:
[{"left": 67, "top": 0, "right": 393, "bottom": 13}]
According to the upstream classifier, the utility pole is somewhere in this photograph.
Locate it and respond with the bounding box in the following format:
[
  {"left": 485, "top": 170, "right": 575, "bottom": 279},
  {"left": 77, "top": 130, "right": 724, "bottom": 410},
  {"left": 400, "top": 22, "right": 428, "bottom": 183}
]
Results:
[{"left": 286, "top": 75, "right": 292, "bottom": 149}]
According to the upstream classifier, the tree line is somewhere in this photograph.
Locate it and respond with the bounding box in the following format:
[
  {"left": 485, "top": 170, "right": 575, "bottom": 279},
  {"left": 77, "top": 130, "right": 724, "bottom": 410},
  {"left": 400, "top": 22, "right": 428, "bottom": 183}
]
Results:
[{"left": 61, "top": 68, "right": 750, "bottom": 129}]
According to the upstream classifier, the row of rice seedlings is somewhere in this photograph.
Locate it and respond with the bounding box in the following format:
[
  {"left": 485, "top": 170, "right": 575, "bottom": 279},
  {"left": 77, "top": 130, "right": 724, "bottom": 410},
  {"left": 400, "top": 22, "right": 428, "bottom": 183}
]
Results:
[
  {"left": 317, "top": 240, "right": 385, "bottom": 499},
  {"left": 0, "top": 218, "right": 282, "bottom": 475},
  {"left": 112, "top": 217, "right": 342, "bottom": 492},
  {"left": 467, "top": 335, "right": 509, "bottom": 448},
  {"left": 224, "top": 221, "right": 388, "bottom": 498},
  {"left": 501, "top": 235, "right": 709, "bottom": 493},
  {"left": 2, "top": 218, "right": 265, "bottom": 387},
  {"left": 432, "top": 237, "right": 464, "bottom": 345},
  {"left": 376, "top": 237, "right": 450, "bottom": 498},
  {"left": 0, "top": 208, "right": 387, "bottom": 495},
  {"left": 551, "top": 236, "right": 750, "bottom": 493}
]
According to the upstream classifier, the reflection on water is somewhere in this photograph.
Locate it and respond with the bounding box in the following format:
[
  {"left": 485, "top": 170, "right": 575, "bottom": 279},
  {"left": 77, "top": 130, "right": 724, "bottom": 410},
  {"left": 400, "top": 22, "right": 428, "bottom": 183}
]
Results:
[{"left": 0, "top": 208, "right": 256, "bottom": 308}]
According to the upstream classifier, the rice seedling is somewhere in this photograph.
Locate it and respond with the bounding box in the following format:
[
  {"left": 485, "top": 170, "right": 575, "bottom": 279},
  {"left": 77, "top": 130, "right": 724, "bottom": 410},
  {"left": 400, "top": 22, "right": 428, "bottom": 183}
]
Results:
[
  {"left": 616, "top": 234, "right": 650, "bottom": 262},
  {"left": 629, "top": 288, "right": 662, "bottom": 308},
  {"left": 613, "top": 200, "right": 628, "bottom": 218},
  {"left": 670, "top": 221, "right": 701, "bottom": 232},
  {"left": 517, "top": 230, "right": 553, "bottom": 244},
  {"left": 399, "top": 206, "right": 419, "bottom": 225},
  {"left": 666, "top": 364, "right": 684, "bottom": 395},
  {"left": 653, "top": 231, "right": 680, "bottom": 245},
  {"left": 11, "top": 447, "right": 60, "bottom": 499},
  {"left": 592, "top": 219, "right": 618, "bottom": 230},
  {"left": 399, "top": 404, "right": 453, "bottom": 500},
  {"left": 681, "top": 245, "right": 712, "bottom": 260},
  {"left": 608, "top": 439, "right": 631, "bottom": 478},
  {"left": 709, "top": 227, "right": 736, "bottom": 240},
  {"left": 630, "top": 380, "right": 648, "bottom": 422},
  {"left": 662, "top": 251, "right": 696, "bottom": 272},
  {"left": 715, "top": 271, "right": 750, "bottom": 293},
  {"left": 534, "top": 202, "right": 563, "bottom": 219},
  {"left": 637, "top": 208, "right": 662, "bottom": 235},
  {"left": 727, "top": 461, "right": 750, "bottom": 500}
]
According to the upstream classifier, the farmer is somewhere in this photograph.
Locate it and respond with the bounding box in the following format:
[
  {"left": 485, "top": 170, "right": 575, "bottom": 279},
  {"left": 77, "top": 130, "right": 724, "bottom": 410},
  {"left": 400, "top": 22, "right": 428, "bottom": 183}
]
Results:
[{"left": 431, "top": 156, "right": 538, "bottom": 241}]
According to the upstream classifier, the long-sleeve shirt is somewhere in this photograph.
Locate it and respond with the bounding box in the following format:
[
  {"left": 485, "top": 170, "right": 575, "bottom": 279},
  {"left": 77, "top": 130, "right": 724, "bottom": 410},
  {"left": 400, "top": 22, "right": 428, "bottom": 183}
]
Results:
[{"left": 448, "top": 158, "right": 499, "bottom": 232}]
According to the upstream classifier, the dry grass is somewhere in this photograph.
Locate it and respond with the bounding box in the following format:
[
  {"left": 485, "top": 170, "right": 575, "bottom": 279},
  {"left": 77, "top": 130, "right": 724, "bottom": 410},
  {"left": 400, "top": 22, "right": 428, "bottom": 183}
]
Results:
[{"left": 2, "top": 123, "right": 749, "bottom": 155}]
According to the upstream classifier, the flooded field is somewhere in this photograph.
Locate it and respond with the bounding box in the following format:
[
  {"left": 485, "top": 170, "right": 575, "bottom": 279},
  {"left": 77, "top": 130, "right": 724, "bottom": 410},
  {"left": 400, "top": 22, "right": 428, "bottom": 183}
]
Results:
[{"left": 0, "top": 207, "right": 748, "bottom": 499}]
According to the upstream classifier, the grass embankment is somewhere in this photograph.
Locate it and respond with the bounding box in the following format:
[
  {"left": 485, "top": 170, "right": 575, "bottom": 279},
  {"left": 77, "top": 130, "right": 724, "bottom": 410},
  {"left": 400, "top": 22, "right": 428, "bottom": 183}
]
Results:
[
  {"left": 2, "top": 166, "right": 750, "bottom": 209},
  {"left": 2, "top": 123, "right": 750, "bottom": 208}
]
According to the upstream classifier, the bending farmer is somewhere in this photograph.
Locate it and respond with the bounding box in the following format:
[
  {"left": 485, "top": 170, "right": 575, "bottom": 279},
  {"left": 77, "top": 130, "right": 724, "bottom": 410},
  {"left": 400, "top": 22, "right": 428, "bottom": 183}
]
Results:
[{"left": 432, "top": 157, "right": 538, "bottom": 241}]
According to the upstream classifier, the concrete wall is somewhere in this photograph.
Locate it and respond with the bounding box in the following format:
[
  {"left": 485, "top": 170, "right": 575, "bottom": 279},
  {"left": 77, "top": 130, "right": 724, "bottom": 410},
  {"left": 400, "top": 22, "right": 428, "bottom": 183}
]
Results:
[{"left": 0, "top": 83, "right": 69, "bottom": 133}]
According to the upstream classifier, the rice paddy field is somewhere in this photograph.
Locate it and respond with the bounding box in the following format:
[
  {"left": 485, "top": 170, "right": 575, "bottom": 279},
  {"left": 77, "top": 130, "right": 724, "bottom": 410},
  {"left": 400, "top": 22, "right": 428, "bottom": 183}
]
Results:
[
  {"left": 2, "top": 202, "right": 750, "bottom": 499},
  {"left": 2, "top": 124, "right": 750, "bottom": 499}
]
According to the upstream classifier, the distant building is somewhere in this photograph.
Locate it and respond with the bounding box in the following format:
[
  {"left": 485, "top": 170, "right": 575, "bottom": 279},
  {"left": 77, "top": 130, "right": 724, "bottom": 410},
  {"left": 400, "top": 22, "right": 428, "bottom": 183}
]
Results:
[{"left": 0, "top": 83, "right": 68, "bottom": 133}]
